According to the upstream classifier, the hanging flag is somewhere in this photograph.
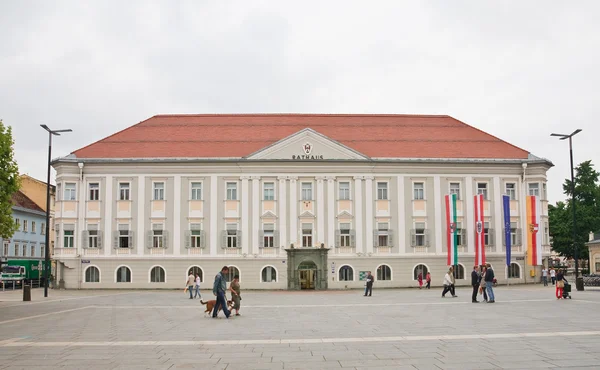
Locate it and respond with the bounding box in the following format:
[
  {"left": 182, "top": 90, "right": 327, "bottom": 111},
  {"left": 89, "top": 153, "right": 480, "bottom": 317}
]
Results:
[
  {"left": 474, "top": 194, "right": 486, "bottom": 266},
  {"left": 445, "top": 193, "right": 458, "bottom": 266},
  {"left": 503, "top": 195, "right": 511, "bottom": 267},
  {"left": 527, "top": 195, "right": 542, "bottom": 266}
]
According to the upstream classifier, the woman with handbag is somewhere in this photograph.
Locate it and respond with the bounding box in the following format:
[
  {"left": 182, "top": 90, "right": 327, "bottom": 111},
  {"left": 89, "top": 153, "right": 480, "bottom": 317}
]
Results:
[
  {"left": 479, "top": 266, "right": 488, "bottom": 302},
  {"left": 555, "top": 269, "right": 567, "bottom": 299}
]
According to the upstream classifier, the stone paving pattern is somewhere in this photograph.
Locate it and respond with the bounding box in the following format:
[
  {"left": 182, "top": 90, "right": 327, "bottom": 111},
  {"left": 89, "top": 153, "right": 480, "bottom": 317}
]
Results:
[{"left": 1, "top": 285, "right": 599, "bottom": 369}]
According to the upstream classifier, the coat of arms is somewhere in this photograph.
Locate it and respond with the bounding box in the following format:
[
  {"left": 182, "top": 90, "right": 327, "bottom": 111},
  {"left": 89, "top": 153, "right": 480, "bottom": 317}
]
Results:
[
  {"left": 449, "top": 223, "right": 456, "bottom": 233},
  {"left": 529, "top": 223, "right": 539, "bottom": 233},
  {"left": 476, "top": 221, "right": 483, "bottom": 234},
  {"left": 303, "top": 142, "right": 312, "bottom": 155}
]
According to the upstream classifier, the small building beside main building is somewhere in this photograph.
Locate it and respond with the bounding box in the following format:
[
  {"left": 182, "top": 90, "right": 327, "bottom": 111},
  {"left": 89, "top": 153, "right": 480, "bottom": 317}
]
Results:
[
  {"left": 0, "top": 191, "right": 47, "bottom": 261},
  {"left": 51, "top": 114, "right": 553, "bottom": 289},
  {"left": 588, "top": 232, "right": 600, "bottom": 274}
]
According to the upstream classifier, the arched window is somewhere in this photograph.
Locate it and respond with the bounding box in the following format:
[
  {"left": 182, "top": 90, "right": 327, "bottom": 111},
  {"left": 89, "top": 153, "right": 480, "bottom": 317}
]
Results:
[
  {"left": 85, "top": 266, "right": 100, "bottom": 283},
  {"left": 453, "top": 264, "right": 465, "bottom": 280},
  {"left": 187, "top": 266, "right": 203, "bottom": 282},
  {"left": 377, "top": 264, "right": 392, "bottom": 281},
  {"left": 227, "top": 266, "right": 240, "bottom": 282},
  {"left": 261, "top": 266, "right": 277, "bottom": 282},
  {"left": 508, "top": 263, "right": 520, "bottom": 278},
  {"left": 413, "top": 264, "right": 428, "bottom": 280},
  {"left": 339, "top": 265, "right": 354, "bottom": 281},
  {"left": 150, "top": 266, "right": 166, "bottom": 283},
  {"left": 116, "top": 266, "right": 131, "bottom": 283}
]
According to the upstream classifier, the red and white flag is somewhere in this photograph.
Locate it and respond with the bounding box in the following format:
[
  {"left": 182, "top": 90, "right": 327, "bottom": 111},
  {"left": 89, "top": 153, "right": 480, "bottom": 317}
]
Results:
[{"left": 474, "top": 194, "right": 486, "bottom": 266}]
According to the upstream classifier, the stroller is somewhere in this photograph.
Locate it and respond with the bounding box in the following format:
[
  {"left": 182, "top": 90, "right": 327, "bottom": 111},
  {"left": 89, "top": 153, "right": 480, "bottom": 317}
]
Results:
[{"left": 562, "top": 281, "right": 572, "bottom": 299}]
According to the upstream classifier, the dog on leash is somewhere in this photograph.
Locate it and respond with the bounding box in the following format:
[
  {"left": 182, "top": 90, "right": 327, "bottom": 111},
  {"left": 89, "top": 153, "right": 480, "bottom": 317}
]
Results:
[{"left": 200, "top": 299, "right": 233, "bottom": 316}]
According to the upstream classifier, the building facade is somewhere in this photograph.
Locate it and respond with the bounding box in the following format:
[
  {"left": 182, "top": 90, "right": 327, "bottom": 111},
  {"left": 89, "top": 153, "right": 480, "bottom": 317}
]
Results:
[
  {"left": 18, "top": 175, "right": 56, "bottom": 254},
  {"left": 588, "top": 232, "right": 600, "bottom": 274},
  {"left": 1, "top": 191, "right": 47, "bottom": 261},
  {"left": 51, "top": 114, "right": 553, "bottom": 289}
]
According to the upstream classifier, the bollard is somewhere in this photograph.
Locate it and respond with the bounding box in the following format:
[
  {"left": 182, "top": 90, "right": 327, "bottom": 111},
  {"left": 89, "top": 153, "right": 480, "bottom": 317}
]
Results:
[
  {"left": 23, "top": 284, "right": 31, "bottom": 301},
  {"left": 576, "top": 277, "right": 585, "bottom": 291}
]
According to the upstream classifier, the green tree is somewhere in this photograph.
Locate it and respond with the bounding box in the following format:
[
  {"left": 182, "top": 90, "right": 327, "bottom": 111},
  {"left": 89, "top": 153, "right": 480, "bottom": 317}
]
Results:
[
  {"left": 549, "top": 160, "right": 600, "bottom": 261},
  {"left": 0, "top": 120, "right": 20, "bottom": 239}
]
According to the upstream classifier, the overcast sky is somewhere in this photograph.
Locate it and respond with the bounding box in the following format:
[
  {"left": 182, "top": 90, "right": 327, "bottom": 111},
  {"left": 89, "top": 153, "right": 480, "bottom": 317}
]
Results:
[{"left": 1, "top": 1, "right": 599, "bottom": 204}]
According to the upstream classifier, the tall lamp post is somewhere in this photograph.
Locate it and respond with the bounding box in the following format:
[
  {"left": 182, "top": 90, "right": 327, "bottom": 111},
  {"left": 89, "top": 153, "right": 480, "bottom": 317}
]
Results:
[
  {"left": 41, "top": 125, "right": 72, "bottom": 298},
  {"left": 550, "top": 129, "right": 582, "bottom": 290}
]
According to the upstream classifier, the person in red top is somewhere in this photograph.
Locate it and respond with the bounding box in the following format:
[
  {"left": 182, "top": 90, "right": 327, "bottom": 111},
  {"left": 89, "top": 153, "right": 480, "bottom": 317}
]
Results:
[
  {"left": 425, "top": 272, "right": 431, "bottom": 289},
  {"left": 418, "top": 272, "right": 423, "bottom": 289}
]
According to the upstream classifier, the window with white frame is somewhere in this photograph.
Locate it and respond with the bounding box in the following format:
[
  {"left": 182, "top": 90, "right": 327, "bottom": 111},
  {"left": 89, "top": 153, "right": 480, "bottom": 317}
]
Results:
[
  {"left": 477, "top": 183, "right": 488, "bottom": 200},
  {"left": 89, "top": 183, "right": 99, "bottom": 201},
  {"left": 150, "top": 266, "right": 166, "bottom": 283},
  {"left": 339, "top": 182, "right": 350, "bottom": 200},
  {"left": 449, "top": 182, "right": 460, "bottom": 199},
  {"left": 542, "top": 183, "right": 547, "bottom": 200},
  {"left": 339, "top": 265, "right": 353, "bottom": 281},
  {"left": 301, "top": 182, "right": 312, "bottom": 200},
  {"left": 14, "top": 243, "right": 19, "bottom": 256},
  {"left": 484, "top": 221, "right": 491, "bottom": 246},
  {"left": 41, "top": 223, "right": 45, "bottom": 235},
  {"left": 191, "top": 182, "right": 202, "bottom": 200},
  {"left": 152, "top": 224, "right": 164, "bottom": 248},
  {"left": 190, "top": 223, "right": 203, "bottom": 248},
  {"left": 508, "top": 263, "right": 520, "bottom": 278},
  {"left": 413, "top": 182, "right": 424, "bottom": 200},
  {"left": 506, "top": 183, "right": 516, "bottom": 200},
  {"left": 544, "top": 221, "right": 549, "bottom": 244},
  {"left": 377, "top": 264, "right": 392, "bottom": 280},
  {"left": 414, "top": 222, "right": 426, "bottom": 247},
  {"left": 15, "top": 218, "right": 20, "bottom": 230},
  {"left": 263, "top": 182, "right": 275, "bottom": 201},
  {"left": 377, "top": 182, "right": 388, "bottom": 200},
  {"left": 118, "top": 224, "right": 131, "bottom": 248},
  {"left": 85, "top": 266, "right": 100, "bottom": 283},
  {"left": 64, "top": 183, "right": 76, "bottom": 200},
  {"left": 119, "top": 182, "right": 130, "bottom": 201},
  {"left": 261, "top": 266, "right": 277, "bottom": 282},
  {"left": 41, "top": 244, "right": 45, "bottom": 258},
  {"left": 87, "top": 224, "right": 99, "bottom": 248},
  {"left": 262, "top": 223, "right": 274, "bottom": 248},
  {"left": 226, "top": 182, "right": 237, "bottom": 200},
  {"left": 226, "top": 223, "right": 238, "bottom": 248},
  {"left": 528, "top": 183, "right": 540, "bottom": 197},
  {"left": 30, "top": 244, "right": 35, "bottom": 257},
  {"left": 153, "top": 182, "right": 165, "bottom": 200},
  {"left": 21, "top": 244, "right": 26, "bottom": 256},
  {"left": 510, "top": 222, "right": 518, "bottom": 245},
  {"left": 339, "top": 223, "right": 351, "bottom": 247},
  {"left": 23, "top": 220, "right": 28, "bottom": 232},
  {"left": 302, "top": 223, "right": 313, "bottom": 247},
  {"left": 456, "top": 222, "right": 464, "bottom": 246},
  {"left": 64, "top": 226, "right": 75, "bottom": 248},
  {"left": 116, "top": 266, "right": 131, "bottom": 283},
  {"left": 376, "top": 222, "right": 390, "bottom": 247},
  {"left": 3, "top": 241, "right": 8, "bottom": 256},
  {"left": 32, "top": 221, "right": 36, "bottom": 233}
]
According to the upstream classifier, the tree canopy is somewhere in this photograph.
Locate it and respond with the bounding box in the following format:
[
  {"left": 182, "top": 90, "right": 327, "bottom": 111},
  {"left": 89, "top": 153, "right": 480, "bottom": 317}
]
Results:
[
  {"left": 0, "top": 120, "right": 20, "bottom": 239},
  {"left": 549, "top": 160, "right": 600, "bottom": 260}
]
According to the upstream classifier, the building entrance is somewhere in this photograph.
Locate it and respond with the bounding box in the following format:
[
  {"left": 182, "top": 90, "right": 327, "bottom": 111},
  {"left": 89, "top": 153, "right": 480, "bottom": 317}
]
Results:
[{"left": 298, "top": 261, "right": 317, "bottom": 289}]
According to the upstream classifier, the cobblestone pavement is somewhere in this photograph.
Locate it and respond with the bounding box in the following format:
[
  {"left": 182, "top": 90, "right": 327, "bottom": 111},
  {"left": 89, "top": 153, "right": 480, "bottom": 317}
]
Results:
[{"left": 1, "top": 285, "right": 599, "bottom": 369}]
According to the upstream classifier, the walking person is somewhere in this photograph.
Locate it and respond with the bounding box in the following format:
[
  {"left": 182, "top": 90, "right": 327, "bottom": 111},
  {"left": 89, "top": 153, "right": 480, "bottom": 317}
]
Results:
[
  {"left": 185, "top": 271, "right": 195, "bottom": 299},
  {"left": 542, "top": 267, "right": 548, "bottom": 286},
  {"left": 364, "top": 271, "right": 374, "bottom": 296},
  {"left": 449, "top": 266, "right": 457, "bottom": 297},
  {"left": 555, "top": 269, "right": 567, "bottom": 299},
  {"left": 194, "top": 273, "right": 201, "bottom": 299},
  {"left": 230, "top": 274, "right": 241, "bottom": 316},
  {"left": 442, "top": 268, "right": 455, "bottom": 298},
  {"left": 426, "top": 272, "right": 431, "bottom": 289},
  {"left": 479, "top": 265, "right": 488, "bottom": 302},
  {"left": 418, "top": 272, "right": 423, "bottom": 289},
  {"left": 484, "top": 263, "right": 495, "bottom": 303},
  {"left": 550, "top": 268, "right": 556, "bottom": 285},
  {"left": 471, "top": 266, "right": 480, "bottom": 303},
  {"left": 212, "top": 266, "right": 231, "bottom": 319}
]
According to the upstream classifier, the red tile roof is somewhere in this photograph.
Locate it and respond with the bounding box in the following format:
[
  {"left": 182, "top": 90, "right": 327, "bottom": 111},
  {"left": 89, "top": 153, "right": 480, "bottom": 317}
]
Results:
[
  {"left": 12, "top": 191, "right": 45, "bottom": 213},
  {"left": 72, "top": 114, "right": 530, "bottom": 160}
]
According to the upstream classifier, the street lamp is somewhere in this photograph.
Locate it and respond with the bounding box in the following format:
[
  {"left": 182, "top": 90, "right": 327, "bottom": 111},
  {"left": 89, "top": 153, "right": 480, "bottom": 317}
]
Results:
[
  {"left": 550, "top": 129, "right": 582, "bottom": 290},
  {"left": 40, "top": 125, "right": 72, "bottom": 298}
]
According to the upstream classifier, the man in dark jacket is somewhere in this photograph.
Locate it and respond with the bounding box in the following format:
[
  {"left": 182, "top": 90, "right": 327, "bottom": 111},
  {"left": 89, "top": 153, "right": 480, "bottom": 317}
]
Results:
[
  {"left": 364, "top": 271, "right": 374, "bottom": 296},
  {"left": 212, "top": 266, "right": 231, "bottom": 318},
  {"left": 471, "top": 266, "right": 480, "bottom": 303},
  {"left": 484, "top": 263, "right": 495, "bottom": 303}
]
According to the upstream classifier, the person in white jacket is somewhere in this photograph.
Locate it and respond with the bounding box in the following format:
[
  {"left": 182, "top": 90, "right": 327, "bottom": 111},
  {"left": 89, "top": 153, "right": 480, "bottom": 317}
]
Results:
[{"left": 441, "top": 267, "right": 457, "bottom": 298}]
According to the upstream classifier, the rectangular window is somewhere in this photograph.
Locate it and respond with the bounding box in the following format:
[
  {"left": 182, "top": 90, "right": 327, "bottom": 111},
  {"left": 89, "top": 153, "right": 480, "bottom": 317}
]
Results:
[
  {"left": 339, "top": 182, "right": 350, "bottom": 200},
  {"left": 449, "top": 182, "right": 460, "bottom": 200},
  {"left": 413, "top": 182, "right": 424, "bottom": 200},
  {"left": 528, "top": 183, "right": 540, "bottom": 197},
  {"left": 302, "top": 223, "right": 313, "bottom": 247},
  {"left": 226, "top": 182, "right": 237, "bottom": 200},
  {"left": 340, "top": 223, "right": 351, "bottom": 247},
  {"left": 56, "top": 184, "right": 61, "bottom": 202},
  {"left": 191, "top": 182, "right": 202, "bottom": 200},
  {"left": 542, "top": 183, "right": 547, "bottom": 200},
  {"left": 64, "top": 183, "right": 77, "bottom": 201},
  {"left": 484, "top": 222, "right": 490, "bottom": 246},
  {"left": 64, "top": 229, "right": 74, "bottom": 248},
  {"left": 15, "top": 218, "right": 20, "bottom": 230},
  {"left": 152, "top": 224, "right": 164, "bottom": 248},
  {"left": 377, "top": 182, "right": 388, "bottom": 200},
  {"left": 415, "top": 222, "right": 426, "bottom": 246},
  {"left": 41, "top": 244, "right": 45, "bottom": 258},
  {"left": 89, "top": 183, "right": 99, "bottom": 201},
  {"left": 226, "top": 223, "right": 238, "bottom": 248},
  {"left": 41, "top": 223, "right": 45, "bottom": 235},
  {"left": 30, "top": 245, "right": 35, "bottom": 257},
  {"left": 456, "top": 222, "right": 464, "bottom": 246},
  {"left": 301, "top": 182, "right": 312, "bottom": 201},
  {"left": 32, "top": 221, "right": 36, "bottom": 233},
  {"left": 510, "top": 222, "right": 518, "bottom": 245},
  {"left": 477, "top": 183, "right": 488, "bottom": 200},
  {"left": 21, "top": 245, "right": 26, "bottom": 256},
  {"left": 506, "top": 183, "right": 516, "bottom": 200},
  {"left": 3, "top": 242, "right": 9, "bottom": 257},
  {"left": 153, "top": 182, "right": 165, "bottom": 201},
  {"left": 544, "top": 221, "right": 549, "bottom": 244},
  {"left": 263, "top": 182, "right": 275, "bottom": 201},
  {"left": 14, "top": 243, "right": 19, "bottom": 256},
  {"left": 190, "top": 223, "right": 202, "bottom": 248},
  {"left": 377, "top": 223, "right": 389, "bottom": 247},
  {"left": 23, "top": 220, "right": 28, "bottom": 232},
  {"left": 118, "top": 225, "right": 130, "bottom": 248},
  {"left": 119, "top": 183, "right": 130, "bottom": 201},
  {"left": 88, "top": 225, "right": 99, "bottom": 248},
  {"left": 263, "top": 223, "right": 274, "bottom": 248}
]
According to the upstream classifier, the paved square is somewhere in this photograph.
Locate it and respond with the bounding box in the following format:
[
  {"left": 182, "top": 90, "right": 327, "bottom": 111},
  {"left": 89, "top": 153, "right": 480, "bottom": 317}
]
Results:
[{"left": 1, "top": 285, "right": 599, "bottom": 369}]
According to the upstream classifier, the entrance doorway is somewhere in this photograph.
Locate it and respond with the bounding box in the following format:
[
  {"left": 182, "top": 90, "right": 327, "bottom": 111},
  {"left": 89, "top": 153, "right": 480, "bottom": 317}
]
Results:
[{"left": 298, "top": 261, "right": 317, "bottom": 290}]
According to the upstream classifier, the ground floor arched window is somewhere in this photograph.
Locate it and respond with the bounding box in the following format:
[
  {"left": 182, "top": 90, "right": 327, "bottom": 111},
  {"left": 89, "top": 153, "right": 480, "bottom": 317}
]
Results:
[
  {"left": 116, "top": 266, "right": 131, "bottom": 283},
  {"left": 453, "top": 264, "right": 465, "bottom": 279},
  {"left": 508, "top": 263, "right": 520, "bottom": 278},
  {"left": 85, "top": 266, "right": 100, "bottom": 283},
  {"left": 261, "top": 266, "right": 277, "bottom": 282},
  {"left": 150, "top": 266, "right": 166, "bottom": 283},
  {"left": 188, "top": 266, "right": 203, "bottom": 282},
  {"left": 227, "top": 266, "right": 240, "bottom": 282},
  {"left": 413, "top": 264, "right": 428, "bottom": 280},
  {"left": 377, "top": 264, "right": 392, "bottom": 281},
  {"left": 339, "top": 265, "right": 354, "bottom": 281}
]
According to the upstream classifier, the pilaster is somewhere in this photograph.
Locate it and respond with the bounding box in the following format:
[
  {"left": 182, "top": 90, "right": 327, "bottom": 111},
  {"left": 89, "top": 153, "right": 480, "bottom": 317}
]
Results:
[
  {"left": 210, "top": 175, "right": 218, "bottom": 255},
  {"left": 354, "top": 176, "right": 364, "bottom": 254},
  {"left": 278, "top": 176, "right": 287, "bottom": 248},
  {"left": 326, "top": 176, "right": 335, "bottom": 248},
  {"left": 397, "top": 175, "right": 405, "bottom": 254},
  {"left": 251, "top": 176, "right": 260, "bottom": 255},
  {"left": 465, "top": 176, "right": 475, "bottom": 253},
  {"left": 241, "top": 176, "right": 250, "bottom": 255},
  {"left": 433, "top": 176, "right": 443, "bottom": 255},
  {"left": 493, "top": 176, "right": 503, "bottom": 253},
  {"left": 173, "top": 175, "right": 181, "bottom": 256},
  {"left": 103, "top": 175, "right": 112, "bottom": 257},
  {"left": 137, "top": 175, "right": 145, "bottom": 255},
  {"left": 289, "top": 177, "right": 298, "bottom": 246},
  {"left": 316, "top": 176, "right": 325, "bottom": 246},
  {"left": 365, "top": 176, "right": 374, "bottom": 254}
]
